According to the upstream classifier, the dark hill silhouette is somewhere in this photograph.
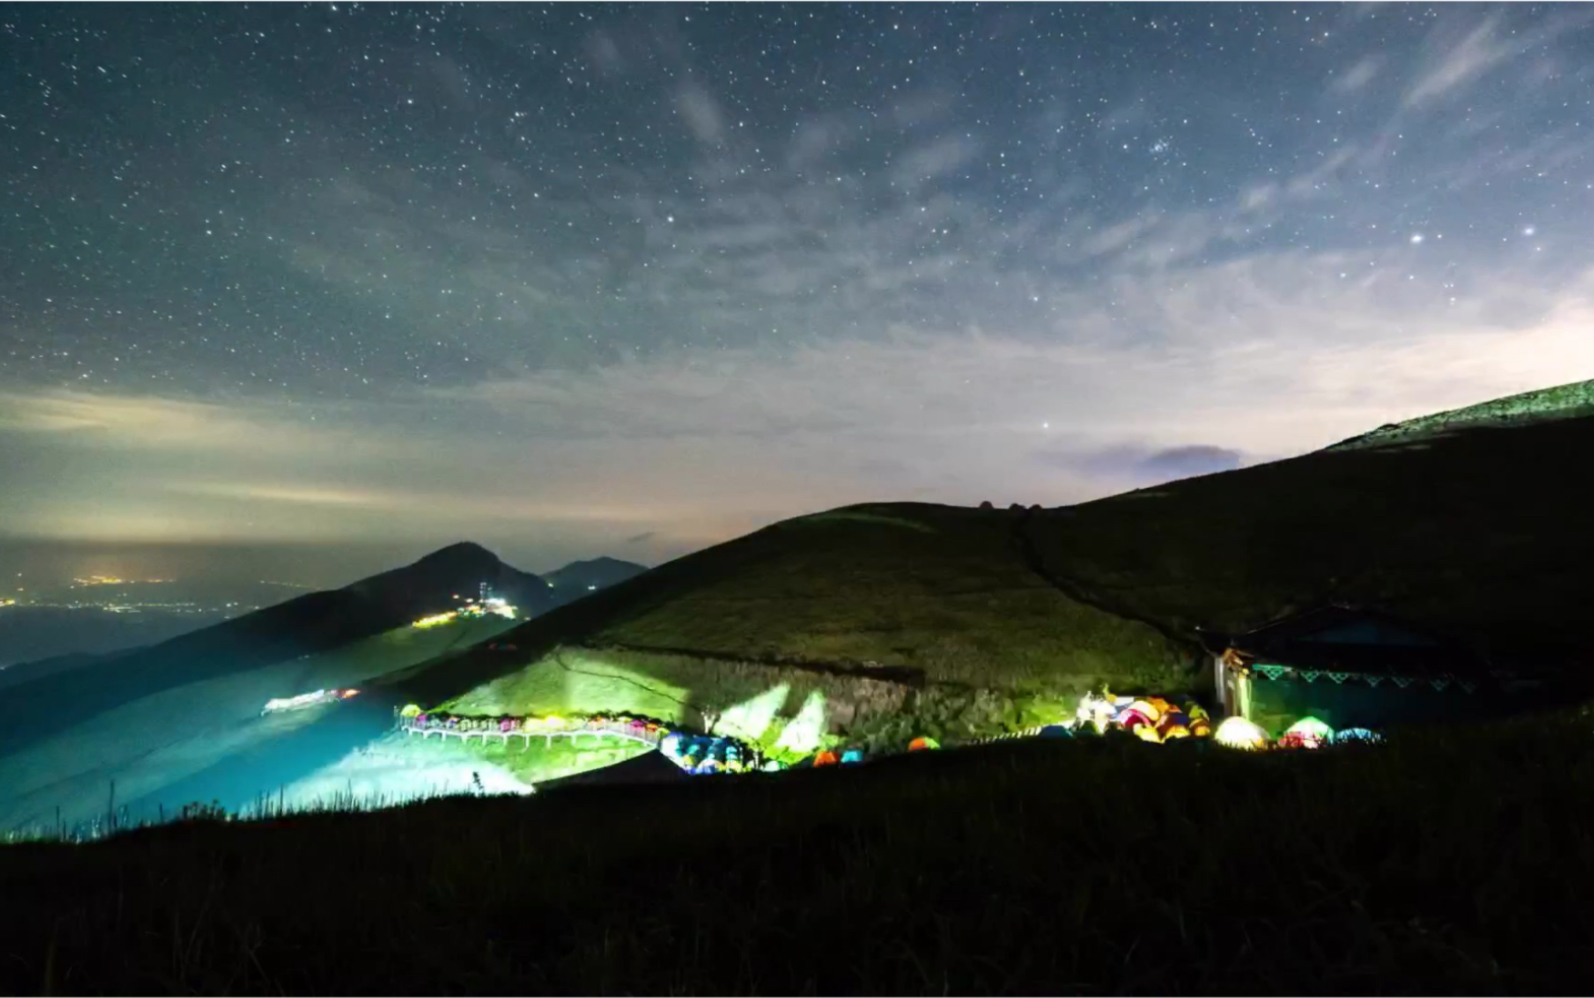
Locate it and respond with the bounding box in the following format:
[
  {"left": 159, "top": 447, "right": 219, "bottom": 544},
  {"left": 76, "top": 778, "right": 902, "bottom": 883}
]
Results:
[
  {"left": 0, "top": 647, "right": 124, "bottom": 692},
  {"left": 534, "top": 748, "right": 689, "bottom": 790},
  {"left": 0, "top": 542, "right": 553, "bottom": 755},
  {"left": 544, "top": 556, "right": 648, "bottom": 606}
]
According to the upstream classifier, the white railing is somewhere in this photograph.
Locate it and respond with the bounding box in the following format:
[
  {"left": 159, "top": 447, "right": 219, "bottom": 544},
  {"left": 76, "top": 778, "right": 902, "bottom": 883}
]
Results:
[{"left": 399, "top": 714, "right": 665, "bottom": 750}]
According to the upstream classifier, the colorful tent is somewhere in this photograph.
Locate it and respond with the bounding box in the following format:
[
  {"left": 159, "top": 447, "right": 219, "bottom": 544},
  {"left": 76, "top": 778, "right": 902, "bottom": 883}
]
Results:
[
  {"left": 907, "top": 736, "right": 940, "bottom": 752},
  {"left": 1214, "top": 716, "right": 1269, "bottom": 750},
  {"left": 1119, "top": 700, "right": 1162, "bottom": 731},
  {"left": 1278, "top": 716, "right": 1334, "bottom": 750},
  {"left": 1333, "top": 727, "right": 1383, "bottom": 744}
]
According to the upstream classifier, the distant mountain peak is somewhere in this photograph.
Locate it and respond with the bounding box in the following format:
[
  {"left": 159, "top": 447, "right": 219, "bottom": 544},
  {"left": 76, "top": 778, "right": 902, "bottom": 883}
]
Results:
[
  {"left": 562, "top": 555, "right": 643, "bottom": 569},
  {"left": 542, "top": 556, "right": 648, "bottom": 605},
  {"left": 417, "top": 541, "right": 500, "bottom": 566}
]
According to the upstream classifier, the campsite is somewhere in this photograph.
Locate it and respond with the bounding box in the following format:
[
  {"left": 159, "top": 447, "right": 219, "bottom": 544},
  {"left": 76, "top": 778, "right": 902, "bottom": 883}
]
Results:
[{"left": 5, "top": 2, "right": 1594, "bottom": 992}]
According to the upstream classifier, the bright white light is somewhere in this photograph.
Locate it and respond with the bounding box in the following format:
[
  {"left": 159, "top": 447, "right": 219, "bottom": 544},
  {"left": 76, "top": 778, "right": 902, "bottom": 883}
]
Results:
[
  {"left": 773, "top": 690, "right": 827, "bottom": 756},
  {"left": 1409, "top": 233, "right": 1424, "bottom": 244},
  {"left": 263, "top": 688, "right": 354, "bottom": 713},
  {"left": 1523, "top": 226, "right": 1536, "bottom": 237},
  {"left": 713, "top": 683, "right": 791, "bottom": 743}
]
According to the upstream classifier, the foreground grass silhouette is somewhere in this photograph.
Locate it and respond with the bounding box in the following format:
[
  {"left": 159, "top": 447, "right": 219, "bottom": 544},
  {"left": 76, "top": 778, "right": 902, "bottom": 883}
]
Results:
[{"left": 3, "top": 712, "right": 1592, "bottom": 995}]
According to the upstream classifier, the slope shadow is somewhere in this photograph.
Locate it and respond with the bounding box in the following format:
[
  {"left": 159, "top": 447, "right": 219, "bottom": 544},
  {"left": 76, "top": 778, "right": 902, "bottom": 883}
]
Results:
[
  {"left": 119, "top": 695, "right": 405, "bottom": 825},
  {"left": 0, "top": 591, "right": 384, "bottom": 757},
  {"left": 535, "top": 749, "right": 689, "bottom": 791}
]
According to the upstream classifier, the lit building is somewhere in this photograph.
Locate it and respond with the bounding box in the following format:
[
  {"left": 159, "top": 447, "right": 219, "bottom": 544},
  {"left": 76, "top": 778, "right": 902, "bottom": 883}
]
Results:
[{"left": 1200, "top": 604, "right": 1556, "bottom": 737}]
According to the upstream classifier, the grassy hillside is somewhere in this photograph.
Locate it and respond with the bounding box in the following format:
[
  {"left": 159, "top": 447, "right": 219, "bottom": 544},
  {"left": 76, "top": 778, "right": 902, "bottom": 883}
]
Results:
[
  {"left": 1330, "top": 377, "right": 1594, "bottom": 451},
  {"left": 587, "top": 508, "right": 1182, "bottom": 687},
  {"left": 385, "top": 507, "right": 1193, "bottom": 751},
  {"left": 444, "top": 645, "right": 1042, "bottom": 760},
  {"left": 387, "top": 394, "right": 1594, "bottom": 751},
  {"left": 1026, "top": 411, "right": 1594, "bottom": 655},
  {"left": 5, "top": 707, "right": 1594, "bottom": 995}
]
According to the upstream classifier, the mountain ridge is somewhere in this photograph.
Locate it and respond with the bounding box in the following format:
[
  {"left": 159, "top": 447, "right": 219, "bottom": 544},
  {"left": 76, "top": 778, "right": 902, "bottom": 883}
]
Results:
[
  {"left": 381, "top": 382, "right": 1594, "bottom": 729},
  {"left": 0, "top": 541, "right": 552, "bottom": 755},
  {"left": 1328, "top": 377, "right": 1594, "bottom": 451}
]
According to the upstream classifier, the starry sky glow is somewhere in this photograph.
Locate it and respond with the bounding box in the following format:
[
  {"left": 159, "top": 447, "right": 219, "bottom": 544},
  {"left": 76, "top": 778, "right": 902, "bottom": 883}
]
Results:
[{"left": 3, "top": 2, "right": 1593, "bottom": 582}]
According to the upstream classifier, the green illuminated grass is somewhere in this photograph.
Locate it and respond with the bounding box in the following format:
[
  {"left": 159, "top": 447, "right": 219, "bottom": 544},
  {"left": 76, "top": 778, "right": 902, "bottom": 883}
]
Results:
[
  {"left": 385, "top": 506, "right": 1194, "bottom": 730},
  {"left": 588, "top": 505, "right": 1185, "bottom": 689},
  {"left": 441, "top": 646, "right": 1085, "bottom": 761},
  {"left": 443, "top": 648, "right": 696, "bottom": 721},
  {"left": 283, "top": 614, "right": 518, "bottom": 689},
  {"left": 5, "top": 707, "right": 1594, "bottom": 994},
  {"left": 1330, "top": 376, "right": 1594, "bottom": 451}
]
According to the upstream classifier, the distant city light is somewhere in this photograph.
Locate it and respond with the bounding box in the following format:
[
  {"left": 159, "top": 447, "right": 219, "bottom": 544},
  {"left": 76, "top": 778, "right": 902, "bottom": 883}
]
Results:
[
  {"left": 71, "top": 575, "right": 174, "bottom": 586},
  {"left": 413, "top": 593, "right": 517, "bottom": 628}
]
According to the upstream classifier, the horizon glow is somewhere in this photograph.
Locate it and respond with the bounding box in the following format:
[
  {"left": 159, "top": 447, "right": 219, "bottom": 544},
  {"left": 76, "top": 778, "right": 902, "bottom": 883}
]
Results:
[{"left": 3, "top": 5, "right": 1592, "bottom": 580}]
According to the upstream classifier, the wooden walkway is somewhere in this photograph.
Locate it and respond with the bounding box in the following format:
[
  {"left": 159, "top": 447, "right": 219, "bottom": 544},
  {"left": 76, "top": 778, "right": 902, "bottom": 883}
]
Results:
[{"left": 400, "top": 716, "right": 665, "bottom": 751}]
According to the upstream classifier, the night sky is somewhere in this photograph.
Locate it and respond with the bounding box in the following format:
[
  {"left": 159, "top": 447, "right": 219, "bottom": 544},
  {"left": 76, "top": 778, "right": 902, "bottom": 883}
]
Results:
[{"left": 3, "top": 3, "right": 1592, "bottom": 584}]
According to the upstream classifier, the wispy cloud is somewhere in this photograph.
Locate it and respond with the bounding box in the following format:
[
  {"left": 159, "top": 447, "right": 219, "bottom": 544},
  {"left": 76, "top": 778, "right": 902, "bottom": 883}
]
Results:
[
  {"left": 7, "top": 4, "right": 1594, "bottom": 573},
  {"left": 4, "top": 252, "right": 1592, "bottom": 555},
  {"left": 675, "top": 80, "right": 724, "bottom": 144},
  {"left": 1329, "top": 56, "right": 1381, "bottom": 95},
  {"left": 1403, "top": 9, "right": 1594, "bottom": 108},
  {"left": 1405, "top": 16, "right": 1512, "bottom": 107}
]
